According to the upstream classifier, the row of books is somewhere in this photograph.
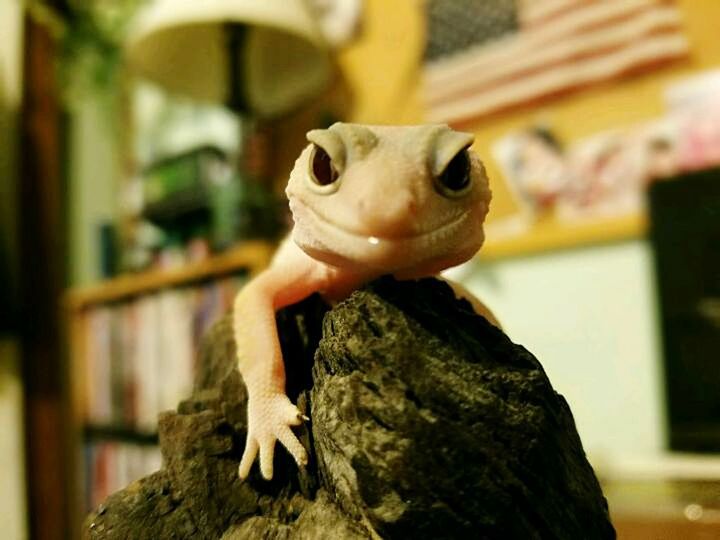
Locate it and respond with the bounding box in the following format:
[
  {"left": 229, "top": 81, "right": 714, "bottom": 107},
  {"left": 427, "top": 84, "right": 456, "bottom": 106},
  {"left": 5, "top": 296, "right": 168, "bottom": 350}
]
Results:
[
  {"left": 82, "top": 275, "right": 246, "bottom": 431},
  {"left": 85, "top": 441, "right": 162, "bottom": 511}
]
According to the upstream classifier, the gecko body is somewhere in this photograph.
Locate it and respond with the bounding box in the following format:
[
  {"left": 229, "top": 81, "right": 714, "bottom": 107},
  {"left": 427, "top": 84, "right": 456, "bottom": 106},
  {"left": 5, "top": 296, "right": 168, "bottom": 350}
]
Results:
[{"left": 234, "top": 123, "right": 496, "bottom": 480}]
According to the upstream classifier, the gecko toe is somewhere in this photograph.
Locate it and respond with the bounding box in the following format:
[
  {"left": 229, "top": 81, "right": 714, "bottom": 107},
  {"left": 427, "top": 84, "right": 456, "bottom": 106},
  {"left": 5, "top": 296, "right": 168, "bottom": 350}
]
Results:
[
  {"left": 276, "top": 425, "right": 308, "bottom": 467},
  {"left": 260, "top": 441, "right": 275, "bottom": 480},
  {"left": 238, "top": 436, "right": 259, "bottom": 480}
]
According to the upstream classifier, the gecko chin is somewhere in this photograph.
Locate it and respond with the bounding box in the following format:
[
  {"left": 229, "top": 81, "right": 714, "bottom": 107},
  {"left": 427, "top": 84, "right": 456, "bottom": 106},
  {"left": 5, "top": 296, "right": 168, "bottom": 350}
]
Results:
[{"left": 290, "top": 202, "right": 484, "bottom": 272}]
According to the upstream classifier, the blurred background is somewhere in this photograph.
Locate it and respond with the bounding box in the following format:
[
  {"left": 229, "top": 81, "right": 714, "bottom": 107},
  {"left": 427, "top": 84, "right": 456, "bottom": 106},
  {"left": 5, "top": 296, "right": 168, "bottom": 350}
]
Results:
[{"left": 1, "top": 0, "right": 719, "bottom": 538}]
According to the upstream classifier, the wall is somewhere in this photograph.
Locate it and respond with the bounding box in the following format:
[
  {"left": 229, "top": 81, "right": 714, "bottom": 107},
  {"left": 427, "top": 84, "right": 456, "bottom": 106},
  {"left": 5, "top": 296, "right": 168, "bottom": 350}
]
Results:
[
  {"left": 68, "top": 97, "right": 121, "bottom": 285},
  {"left": 335, "top": 0, "right": 720, "bottom": 464},
  {"left": 0, "top": 1, "right": 28, "bottom": 538}
]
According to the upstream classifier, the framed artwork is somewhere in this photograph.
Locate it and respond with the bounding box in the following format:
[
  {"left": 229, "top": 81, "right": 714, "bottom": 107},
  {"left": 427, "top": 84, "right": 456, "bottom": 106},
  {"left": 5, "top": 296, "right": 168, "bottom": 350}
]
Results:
[{"left": 486, "top": 86, "right": 720, "bottom": 255}]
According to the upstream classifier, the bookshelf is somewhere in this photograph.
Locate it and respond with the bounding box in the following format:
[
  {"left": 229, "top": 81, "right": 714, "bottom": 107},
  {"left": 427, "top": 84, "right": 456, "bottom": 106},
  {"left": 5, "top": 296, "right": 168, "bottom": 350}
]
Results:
[
  {"left": 67, "top": 240, "right": 275, "bottom": 309},
  {"left": 65, "top": 240, "right": 275, "bottom": 515}
]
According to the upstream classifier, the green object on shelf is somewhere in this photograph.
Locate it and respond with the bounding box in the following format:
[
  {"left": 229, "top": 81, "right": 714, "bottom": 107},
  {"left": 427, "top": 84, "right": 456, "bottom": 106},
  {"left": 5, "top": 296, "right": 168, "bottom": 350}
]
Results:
[
  {"left": 141, "top": 144, "right": 283, "bottom": 250},
  {"left": 236, "top": 177, "right": 284, "bottom": 240},
  {"left": 209, "top": 171, "right": 242, "bottom": 250},
  {"left": 210, "top": 173, "right": 283, "bottom": 248},
  {"left": 142, "top": 146, "right": 229, "bottom": 224}
]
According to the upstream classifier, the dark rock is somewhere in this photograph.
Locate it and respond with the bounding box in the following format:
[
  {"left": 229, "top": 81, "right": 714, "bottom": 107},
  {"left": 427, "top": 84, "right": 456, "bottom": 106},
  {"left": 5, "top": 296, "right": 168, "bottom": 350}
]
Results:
[{"left": 84, "top": 277, "right": 615, "bottom": 539}]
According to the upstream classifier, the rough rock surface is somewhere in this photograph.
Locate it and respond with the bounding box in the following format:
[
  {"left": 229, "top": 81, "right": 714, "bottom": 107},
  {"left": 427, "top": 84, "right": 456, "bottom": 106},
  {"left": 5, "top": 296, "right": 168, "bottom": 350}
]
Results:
[{"left": 84, "top": 277, "right": 615, "bottom": 539}]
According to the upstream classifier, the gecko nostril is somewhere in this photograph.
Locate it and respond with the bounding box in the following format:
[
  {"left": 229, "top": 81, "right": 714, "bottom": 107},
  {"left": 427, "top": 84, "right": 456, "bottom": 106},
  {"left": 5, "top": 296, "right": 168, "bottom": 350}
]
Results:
[{"left": 407, "top": 199, "right": 418, "bottom": 215}]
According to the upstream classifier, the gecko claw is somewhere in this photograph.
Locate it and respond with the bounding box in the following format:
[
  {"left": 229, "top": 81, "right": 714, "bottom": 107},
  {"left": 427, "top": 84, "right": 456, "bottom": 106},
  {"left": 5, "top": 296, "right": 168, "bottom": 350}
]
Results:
[{"left": 298, "top": 413, "right": 310, "bottom": 422}]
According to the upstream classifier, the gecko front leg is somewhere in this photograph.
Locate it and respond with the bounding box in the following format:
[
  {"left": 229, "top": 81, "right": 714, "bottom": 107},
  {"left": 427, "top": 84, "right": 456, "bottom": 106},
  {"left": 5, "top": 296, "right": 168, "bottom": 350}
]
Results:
[{"left": 233, "top": 242, "right": 328, "bottom": 480}]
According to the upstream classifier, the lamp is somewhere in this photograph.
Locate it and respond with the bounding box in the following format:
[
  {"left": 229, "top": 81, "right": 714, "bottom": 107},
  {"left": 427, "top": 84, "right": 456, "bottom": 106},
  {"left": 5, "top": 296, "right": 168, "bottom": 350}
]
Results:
[{"left": 125, "top": 0, "right": 331, "bottom": 117}]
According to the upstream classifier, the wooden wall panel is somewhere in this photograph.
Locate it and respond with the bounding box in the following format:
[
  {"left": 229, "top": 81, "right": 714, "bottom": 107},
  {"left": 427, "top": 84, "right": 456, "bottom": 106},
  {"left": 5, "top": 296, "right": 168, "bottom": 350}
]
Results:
[{"left": 19, "top": 14, "right": 72, "bottom": 540}]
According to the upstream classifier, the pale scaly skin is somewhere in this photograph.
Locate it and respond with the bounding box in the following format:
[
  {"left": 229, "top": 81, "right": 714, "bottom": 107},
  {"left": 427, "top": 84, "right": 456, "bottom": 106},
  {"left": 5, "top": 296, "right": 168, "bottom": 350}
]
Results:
[{"left": 234, "top": 123, "right": 498, "bottom": 480}]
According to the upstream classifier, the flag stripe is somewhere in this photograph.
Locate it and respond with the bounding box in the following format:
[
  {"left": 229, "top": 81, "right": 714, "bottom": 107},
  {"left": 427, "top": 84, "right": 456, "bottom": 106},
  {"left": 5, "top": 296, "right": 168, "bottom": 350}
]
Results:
[
  {"left": 519, "top": 0, "right": 592, "bottom": 27},
  {"left": 423, "top": 0, "right": 688, "bottom": 123},
  {"left": 427, "top": 33, "right": 688, "bottom": 123},
  {"left": 425, "top": 0, "right": 664, "bottom": 84},
  {"left": 425, "top": 6, "right": 682, "bottom": 106}
]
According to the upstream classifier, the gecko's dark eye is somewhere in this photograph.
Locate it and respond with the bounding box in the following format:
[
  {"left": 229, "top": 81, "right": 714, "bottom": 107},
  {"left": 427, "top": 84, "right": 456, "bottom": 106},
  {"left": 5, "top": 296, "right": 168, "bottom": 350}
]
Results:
[
  {"left": 310, "top": 145, "right": 339, "bottom": 186},
  {"left": 436, "top": 149, "right": 471, "bottom": 196}
]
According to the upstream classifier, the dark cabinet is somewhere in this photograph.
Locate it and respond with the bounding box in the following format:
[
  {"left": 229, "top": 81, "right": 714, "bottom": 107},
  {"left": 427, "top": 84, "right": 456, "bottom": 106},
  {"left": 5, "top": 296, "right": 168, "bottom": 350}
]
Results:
[{"left": 649, "top": 168, "right": 720, "bottom": 452}]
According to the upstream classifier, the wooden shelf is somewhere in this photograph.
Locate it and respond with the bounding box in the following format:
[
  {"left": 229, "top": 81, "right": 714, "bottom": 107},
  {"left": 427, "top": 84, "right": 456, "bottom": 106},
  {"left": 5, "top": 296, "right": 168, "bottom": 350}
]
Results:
[
  {"left": 479, "top": 213, "right": 648, "bottom": 261},
  {"left": 66, "top": 240, "right": 275, "bottom": 310}
]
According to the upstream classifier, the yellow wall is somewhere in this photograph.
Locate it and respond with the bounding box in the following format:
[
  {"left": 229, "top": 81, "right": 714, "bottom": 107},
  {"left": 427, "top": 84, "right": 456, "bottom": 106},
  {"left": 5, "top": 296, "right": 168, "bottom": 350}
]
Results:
[
  {"left": 338, "top": 0, "right": 720, "bottom": 224},
  {"left": 337, "top": 0, "right": 424, "bottom": 124}
]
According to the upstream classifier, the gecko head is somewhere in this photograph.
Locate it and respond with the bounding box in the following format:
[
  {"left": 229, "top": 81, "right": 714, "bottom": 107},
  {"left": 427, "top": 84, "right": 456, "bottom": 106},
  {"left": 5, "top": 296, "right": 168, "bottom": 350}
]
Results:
[{"left": 286, "top": 122, "right": 492, "bottom": 274}]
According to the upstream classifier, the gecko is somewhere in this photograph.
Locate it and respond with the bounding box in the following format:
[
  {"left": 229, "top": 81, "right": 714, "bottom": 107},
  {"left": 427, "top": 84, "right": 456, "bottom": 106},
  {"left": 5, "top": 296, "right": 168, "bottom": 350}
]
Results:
[{"left": 233, "top": 122, "right": 498, "bottom": 481}]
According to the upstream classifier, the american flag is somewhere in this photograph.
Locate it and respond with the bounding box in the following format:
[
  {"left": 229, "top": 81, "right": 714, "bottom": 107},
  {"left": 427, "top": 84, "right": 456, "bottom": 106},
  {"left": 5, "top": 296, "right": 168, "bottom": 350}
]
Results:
[{"left": 423, "top": 0, "right": 689, "bottom": 125}]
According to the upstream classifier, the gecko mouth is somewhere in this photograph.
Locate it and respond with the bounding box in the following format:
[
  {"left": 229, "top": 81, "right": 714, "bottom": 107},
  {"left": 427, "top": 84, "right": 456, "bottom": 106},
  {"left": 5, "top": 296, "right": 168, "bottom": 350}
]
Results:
[
  {"left": 289, "top": 198, "right": 487, "bottom": 272},
  {"left": 290, "top": 201, "right": 481, "bottom": 271},
  {"left": 301, "top": 204, "right": 472, "bottom": 246}
]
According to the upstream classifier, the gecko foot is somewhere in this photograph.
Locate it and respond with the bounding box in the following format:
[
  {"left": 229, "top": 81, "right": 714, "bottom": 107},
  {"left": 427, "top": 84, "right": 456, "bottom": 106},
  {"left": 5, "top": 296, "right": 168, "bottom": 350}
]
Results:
[{"left": 238, "top": 392, "right": 309, "bottom": 481}]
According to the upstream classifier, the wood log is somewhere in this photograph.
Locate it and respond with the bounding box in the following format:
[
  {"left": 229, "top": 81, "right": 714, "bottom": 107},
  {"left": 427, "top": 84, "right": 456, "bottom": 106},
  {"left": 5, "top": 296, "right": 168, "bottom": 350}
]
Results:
[{"left": 84, "top": 277, "right": 615, "bottom": 539}]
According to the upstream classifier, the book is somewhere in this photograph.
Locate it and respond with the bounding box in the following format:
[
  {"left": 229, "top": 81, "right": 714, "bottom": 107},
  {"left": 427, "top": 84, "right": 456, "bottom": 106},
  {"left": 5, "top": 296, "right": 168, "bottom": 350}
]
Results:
[{"left": 82, "top": 274, "right": 248, "bottom": 431}]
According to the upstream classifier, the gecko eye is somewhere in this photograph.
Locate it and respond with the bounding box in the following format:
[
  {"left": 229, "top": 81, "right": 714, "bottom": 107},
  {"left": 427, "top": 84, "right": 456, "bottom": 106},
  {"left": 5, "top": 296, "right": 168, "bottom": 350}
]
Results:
[
  {"left": 436, "top": 148, "right": 471, "bottom": 197},
  {"left": 310, "top": 145, "right": 339, "bottom": 186}
]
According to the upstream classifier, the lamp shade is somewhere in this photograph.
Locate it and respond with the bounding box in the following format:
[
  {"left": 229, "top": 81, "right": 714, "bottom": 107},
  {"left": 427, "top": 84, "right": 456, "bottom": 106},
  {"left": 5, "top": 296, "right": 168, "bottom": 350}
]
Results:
[{"left": 125, "top": 0, "right": 331, "bottom": 117}]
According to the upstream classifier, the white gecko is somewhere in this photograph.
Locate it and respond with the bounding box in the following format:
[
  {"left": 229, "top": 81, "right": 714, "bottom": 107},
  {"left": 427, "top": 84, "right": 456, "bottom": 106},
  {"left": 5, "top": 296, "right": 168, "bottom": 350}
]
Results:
[{"left": 233, "top": 123, "right": 498, "bottom": 480}]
